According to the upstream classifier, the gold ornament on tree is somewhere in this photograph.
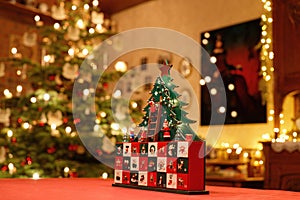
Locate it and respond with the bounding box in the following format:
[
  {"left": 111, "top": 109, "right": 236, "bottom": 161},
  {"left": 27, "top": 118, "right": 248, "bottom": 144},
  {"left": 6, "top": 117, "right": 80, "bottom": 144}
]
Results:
[
  {"left": 0, "top": 146, "right": 6, "bottom": 163},
  {"left": 0, "top": 62, "right": 5, "bottom": 77},
  {"left": 62, "top": 63, "right": 79, "bottom": 80},
  {"left": 0, "top": 108, "right": 11, "bottom": 127},
  {"left": 47, "top": 110, "right": 63, "bottom": 127},
  {"left": 22, "top": 31, "right": 37, "bottom": 47},
  {"left": 91, "top": 11, "right": 104, "bottom": 25},
  {"left": 51, "top": 3, "right": 66, "bottom": 20},
  {"left": 101, "top": 136, "right": 115, "bottom": 154},
  {"left": 66, "top": 26, "right": 80, "bottom": 41},
  {"left": 76, "top": 145, "right": 86, "bottom": 154}
]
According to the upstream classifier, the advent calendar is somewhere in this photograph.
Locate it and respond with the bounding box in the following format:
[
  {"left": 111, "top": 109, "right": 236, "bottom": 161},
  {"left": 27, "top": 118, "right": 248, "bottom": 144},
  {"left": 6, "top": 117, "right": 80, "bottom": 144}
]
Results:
[
  {"left": 112, "top": 64, "right": 208, "bottom": 194},
  {"left": 113, "top": 141, "right": 208, "bottom": 194}
]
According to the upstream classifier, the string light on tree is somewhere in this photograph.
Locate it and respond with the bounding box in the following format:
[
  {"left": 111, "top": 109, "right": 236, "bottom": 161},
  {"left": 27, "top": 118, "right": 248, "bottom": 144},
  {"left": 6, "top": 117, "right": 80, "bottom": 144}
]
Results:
[
  {"left": 30, "top": 97, "right": 37, "bottom": 103},
  {"left": 16, "top": 85, "right": 22, "bottom": 93},
  {"left": 16, "top": 69, "right": 22, "bottom": 76},
  {"left": 111, "top": 123, "right": 120, "bottom": 131},
  {"left": 89, "top": 28, "right": 95, "bottom": 34},
  {"left": 32, "top": 172, "right": 40, "bottom": 180},
  {"left": 7, "top": 130, "right": 13, "bottom": 138},
  {"left": 43, "top": 93, "right": 50, "bottom": 101},
  {"left": 84, "top": 4, "right": 90, "bottom": 10},
  {"left": 11, "top": 47, "right": 17, "bottom": 55},
  {"left": 3, "top": 89, "right": 12, "bottom": 98},
  {"left": 22, "top": 122, "right": 30, "bottom": 129},
  {"left": 11, "top": 47, "right": 21, "bottom": 58},
  {"left": 65, "top": 126, "right": 72, "bottom": 134},
  {"left": 113, "top": 90, "right": 122, "bottom": 98},
  {"left": 92, "top": 0, "right": 99, "bottom": 7},
  {"left": 71, "top": 4, "right": 77, "bottom": 11},
  {"left": 76, "top": 19, "right": 85, "bottom": 29},
  {"left": 43, "top": 54, "right": 51, "bottom": 64},
  {"left": 64, "top": 167, "right": 70, "bottom": 177},
  {"left": 8, "top": 163, "right": 15, "bottom": 175},
  {"left": 260, "top": 0, "right": 273, "bottom": 80},
  {"left": 102, "top": 172, "right": 108, "bottom": 179},
  {"left": 34, "top": 15, "right": 43, "bottom": 26},
  {"left": 100, "top": 111, "right": 107, "bottom": 118},
  {"left": 68, "top": 48, "right": 75, "bottom": 57},
  {"left": 53, "top": 22, "right": 60, "bottom": 29},
  {"left": 260, "top": 0, "right": 275, "bottom": 138}
]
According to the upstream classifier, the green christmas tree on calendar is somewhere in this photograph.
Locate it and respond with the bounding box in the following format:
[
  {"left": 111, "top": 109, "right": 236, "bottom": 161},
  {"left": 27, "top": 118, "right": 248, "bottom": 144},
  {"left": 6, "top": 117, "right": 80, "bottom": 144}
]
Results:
[{"left": 137, "top": 64, "right": 201, "bottom": 142}]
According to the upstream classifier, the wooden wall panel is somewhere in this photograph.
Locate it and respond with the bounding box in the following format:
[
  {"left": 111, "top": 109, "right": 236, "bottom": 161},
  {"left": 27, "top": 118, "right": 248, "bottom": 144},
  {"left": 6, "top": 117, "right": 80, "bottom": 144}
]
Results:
[{"left": 273, "top": 0, "right": 300, "bottom": 131}]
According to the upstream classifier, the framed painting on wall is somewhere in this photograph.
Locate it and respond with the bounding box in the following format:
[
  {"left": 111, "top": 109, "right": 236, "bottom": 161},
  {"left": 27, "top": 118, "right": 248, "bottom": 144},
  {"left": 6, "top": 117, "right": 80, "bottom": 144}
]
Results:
[{"left": 200, "top": 18, "right": 267, "bottom": 125}]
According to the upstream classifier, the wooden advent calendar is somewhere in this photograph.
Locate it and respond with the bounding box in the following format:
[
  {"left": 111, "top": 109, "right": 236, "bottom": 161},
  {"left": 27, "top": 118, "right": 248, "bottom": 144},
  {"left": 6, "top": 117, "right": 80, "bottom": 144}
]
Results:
[
  {"left": 112, "top": 140, "right": 208, "bottom": 194},
  {"left": 113, "top": 64, "right": 208, "bottom": 194}
]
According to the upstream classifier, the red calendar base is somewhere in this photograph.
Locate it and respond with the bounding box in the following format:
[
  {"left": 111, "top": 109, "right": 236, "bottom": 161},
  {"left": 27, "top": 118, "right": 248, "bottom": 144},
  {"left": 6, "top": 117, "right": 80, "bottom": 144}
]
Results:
[
  {"left": 113, "top": 141, "right": 208, "bottom": 194},
  {"left": 112, "top": 183, "right": 209, "bottom": 195}
]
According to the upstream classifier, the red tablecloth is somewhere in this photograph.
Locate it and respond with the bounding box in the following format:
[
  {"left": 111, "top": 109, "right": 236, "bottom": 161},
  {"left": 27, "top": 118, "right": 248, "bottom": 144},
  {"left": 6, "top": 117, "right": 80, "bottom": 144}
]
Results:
[{"left": 0, "top": 178, "right": 299, "bottom": 200}]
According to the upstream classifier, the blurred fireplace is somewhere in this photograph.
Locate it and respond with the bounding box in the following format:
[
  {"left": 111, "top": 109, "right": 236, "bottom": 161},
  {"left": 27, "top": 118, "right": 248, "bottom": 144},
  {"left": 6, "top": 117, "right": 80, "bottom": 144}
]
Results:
[
  {"left": 280, "top": 174, "right": 300, "bottom": 191},
  {"left": 262, "top": 142, "right": 300, "bottom": 191}
]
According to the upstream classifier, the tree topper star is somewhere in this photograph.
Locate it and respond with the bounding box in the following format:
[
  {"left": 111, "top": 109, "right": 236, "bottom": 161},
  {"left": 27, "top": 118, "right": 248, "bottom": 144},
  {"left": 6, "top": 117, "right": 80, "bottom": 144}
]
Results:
[{"left": 160, "top": 64, "right": 173, "bottom": 77}]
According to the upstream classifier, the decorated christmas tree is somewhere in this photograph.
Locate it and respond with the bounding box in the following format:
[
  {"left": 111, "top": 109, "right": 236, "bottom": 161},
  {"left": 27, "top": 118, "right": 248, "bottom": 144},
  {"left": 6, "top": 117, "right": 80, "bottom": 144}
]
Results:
[
  {"left": 0, "top": 0, "right": 141, "bottom": 178},
  {"left": 137, "top": 64, "right": 201, "bottom": 142}
]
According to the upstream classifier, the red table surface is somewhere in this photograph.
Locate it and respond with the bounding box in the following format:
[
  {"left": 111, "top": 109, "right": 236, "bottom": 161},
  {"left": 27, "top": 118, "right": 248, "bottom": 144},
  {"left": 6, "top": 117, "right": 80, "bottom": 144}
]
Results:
[{"left": 0, "top": 178, "right": 299, "bottom": 200}]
